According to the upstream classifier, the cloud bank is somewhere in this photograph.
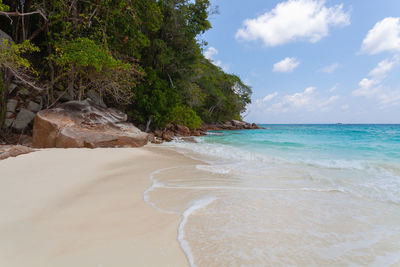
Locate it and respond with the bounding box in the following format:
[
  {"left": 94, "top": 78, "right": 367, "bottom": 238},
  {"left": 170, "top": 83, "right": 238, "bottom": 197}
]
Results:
[
  {"left": 235, "top": 0, "right": 350, "bottom": 46},
  {"left": 252, "top": 87, "right": 339, "bottom": 114}
]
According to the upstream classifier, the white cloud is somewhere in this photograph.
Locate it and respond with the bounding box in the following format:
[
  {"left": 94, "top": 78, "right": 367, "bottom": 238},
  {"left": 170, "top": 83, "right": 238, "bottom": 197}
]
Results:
[
  {"left": 329, "top": 83, "right": 339, "bottom": 92},
  {"left": 283, "top": 86, "right": 316, "bottom": 108},
  {"left": 203, "top": 47, "right": 230, "bottom": 71},
  {"left": 251, "top": 87, "right": 339, "bottom": 114},
  {"left": 256, "top": 92, "right": 278, "bottom": 103},
  {"left": 353, "top": 56, "right": 399, "bottom": 97},
  {"left": 361, "top": 17, "right": 400, "bottom": 55},
  {"left": 263, "top": 92, "right": 278, "bottom": 102},
  {"left": 204, "top": 47, "right": 218, "bottom": 60},
  {"left": 320, "top": 63, "right": 340, "bottom": 73},
  {"left": 235, "top": 0, "right": 350, "bottom": 46},
  {"left": 254, "top": 92, "right": 279, "bottom": 107},
  {"left": 273, "top": 57, "right": 300, "bottom": 72},
  {"left": 369, "top": 57, "right": 398, "bottom": 78},
  {"left": 353, "top": 56, "right": 400, "bottom": 107}
]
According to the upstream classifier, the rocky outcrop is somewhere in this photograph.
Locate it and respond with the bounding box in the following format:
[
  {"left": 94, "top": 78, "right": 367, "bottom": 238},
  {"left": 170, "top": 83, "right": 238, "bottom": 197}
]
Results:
[
  {"left": 148, "top": 120, "right": 262, "bottom": 143},
  {"left": 0, "top": 145, "right": 35, "bottom": 160},
  {"left": 4, "top": 83, "right": 44, "bottom": 132},
  {"left": 32, "top": 99, "right": 148, "bottom": 148},
  {"left": 201, "top": 120, "right": 263, "bottom": 131},
  {"left": 149, "top": 124, "right": 206, "bottom": 143}
]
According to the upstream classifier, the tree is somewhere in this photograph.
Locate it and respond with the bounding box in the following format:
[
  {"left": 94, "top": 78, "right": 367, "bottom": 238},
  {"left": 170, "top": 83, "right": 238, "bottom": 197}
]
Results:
[
  {"left": 0, "top": 0, "right": 252, "bottom": 134},
  {"left": 52, "top": 37, "right": 140, "bottom": 103}
]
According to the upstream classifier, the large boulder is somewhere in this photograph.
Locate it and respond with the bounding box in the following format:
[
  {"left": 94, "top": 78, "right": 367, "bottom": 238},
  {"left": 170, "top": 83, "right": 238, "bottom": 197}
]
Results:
[
  {"left": 175, "top": 125, "right": 190, "bottom": 136},
  {"left": 32, "top": 99, "right": 148, "bottom": 148}
]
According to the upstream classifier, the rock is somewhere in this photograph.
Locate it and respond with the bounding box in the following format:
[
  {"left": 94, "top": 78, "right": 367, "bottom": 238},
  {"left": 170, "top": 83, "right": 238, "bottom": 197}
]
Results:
[
  {"left": 6, "top": 99, "right": 18, "bottom": 114},
  {"left": 9, "top": 83, "right": 18, "bottom": 94},
  {"left": 17, "top": 87, "right": 30, "bottom": 96},
  {"left": 13, "top": 108, "right": 36, "bottom": 131},
  {"left": 191, "top": 129, "right": 206, "bottom": 136},
  {"left": 154, "top": 130, "right": 163, "bottom": 138},
  {"left": 231, "top": 120, "right": 251, "bottom": 129},
  {"left": 4, "top": 99, "right": 17, "bottom": 128},
  {"left": 148, "top": 133, "right": 163, "bottom": 144},
  {"left": 201, "top": 124, "right": 222, "bottom": 131},
  {"left": 175, "top": 125, "right": 190, "bottom": 136},
  {"left": 27, "top": 101, "right": 41, "bottom": 113},
  {"left": 18, "top": 135, "right": 33, "bottom": 146},
  {"left": 165, "top": 123, "right": 175, "bottom": 130},
  {"left": 32, "top": 99, "right": 148, "bottom": 148},
  {"left": 4, "top": 118, "right": 14, "bottom": 128},
  {"left": 0, "top": 145, "right": 35, "bottom": 160},
  {"left": 162, "top": 130, "right": 174, "bottom": 142},
  {"left": 86, "top": 90, "right": 106, "bottom": 108}
]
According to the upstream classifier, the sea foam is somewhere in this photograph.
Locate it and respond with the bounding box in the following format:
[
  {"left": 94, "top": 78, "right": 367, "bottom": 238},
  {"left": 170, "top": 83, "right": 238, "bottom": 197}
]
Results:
[{"left": 178, "top": 196, "right": 217, "bottom": 267}]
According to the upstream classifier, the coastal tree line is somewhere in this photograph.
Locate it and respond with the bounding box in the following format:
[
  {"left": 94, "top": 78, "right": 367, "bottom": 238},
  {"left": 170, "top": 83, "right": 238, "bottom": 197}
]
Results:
[{"left": 0, "top": 0, "right": 251, "bottom": 131}]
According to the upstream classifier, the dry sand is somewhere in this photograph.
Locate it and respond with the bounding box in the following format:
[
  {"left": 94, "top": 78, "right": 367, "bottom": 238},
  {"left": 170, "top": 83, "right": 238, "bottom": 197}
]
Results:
[{"left": 0, "top": 146, "right": 199, "bottom": 267}]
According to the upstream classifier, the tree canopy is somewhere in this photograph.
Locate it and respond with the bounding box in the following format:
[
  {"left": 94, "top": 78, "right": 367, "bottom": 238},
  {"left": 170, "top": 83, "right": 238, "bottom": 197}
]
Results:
[{"left": 0, "top": 0, "right": 251, "bottom": 130}]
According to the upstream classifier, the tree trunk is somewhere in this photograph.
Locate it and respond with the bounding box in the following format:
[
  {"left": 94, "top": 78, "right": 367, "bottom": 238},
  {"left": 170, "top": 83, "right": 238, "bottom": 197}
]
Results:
[{"left": 145, "top": 117, "right": 153, "bottom": 133}]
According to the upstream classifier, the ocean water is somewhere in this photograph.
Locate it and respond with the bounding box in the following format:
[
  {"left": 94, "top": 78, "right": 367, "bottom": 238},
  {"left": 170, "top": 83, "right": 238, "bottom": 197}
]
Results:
[{"left": 145, "top": 125, "right": 400, "bottom": 266}]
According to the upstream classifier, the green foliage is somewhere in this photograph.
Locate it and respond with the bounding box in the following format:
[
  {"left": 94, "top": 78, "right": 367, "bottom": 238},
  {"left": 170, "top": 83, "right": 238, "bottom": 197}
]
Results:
[
  {"left": 168, "top": 105, "right": 202, "bottom": 130},
  {"left": 131, "top": 68, "right": 180, "bottom": 127},
  {"left": 0, "top": 0, "right": 252, "bottom": 131},
  {"left": 0, "top": 0, "right": 9, "bottom": 11},
  {"left": 0, "top": 40, "right": 39, "bottom": 72},
  {"left": 53, "top": 38, "right": 123, "bottom": 72},
  {"left": 52, "top": 37, "right": 139, "bottom": 103}
]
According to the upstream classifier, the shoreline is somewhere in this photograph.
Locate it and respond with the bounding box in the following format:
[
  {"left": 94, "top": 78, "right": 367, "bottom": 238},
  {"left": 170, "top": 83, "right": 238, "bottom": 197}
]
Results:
[{"left": 0, "top": 146, "right": 203, "bottom": 267}]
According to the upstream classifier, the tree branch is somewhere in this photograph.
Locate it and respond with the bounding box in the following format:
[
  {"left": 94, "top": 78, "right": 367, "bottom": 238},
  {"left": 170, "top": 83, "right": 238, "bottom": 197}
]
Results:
[{"left": 0, "top": 9, "right": 47, "bottom": 21}]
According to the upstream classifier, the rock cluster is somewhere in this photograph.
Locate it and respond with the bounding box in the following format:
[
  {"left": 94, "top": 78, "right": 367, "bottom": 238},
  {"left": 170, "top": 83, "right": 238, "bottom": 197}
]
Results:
[
  {"left": 4, "top": 85, "right": 43, "bottom": 132},
  {"left": 32, "top": 99, "right": 149, "bottom": 148},
  {"left": 149, "top": 124, "right": 206, "bottom": 143},
  {"left": 148, "top": 120, "right": 262, "bottom": 143},
  {"left": 201, "top": 120, "right": 262, "bottom": 131}
]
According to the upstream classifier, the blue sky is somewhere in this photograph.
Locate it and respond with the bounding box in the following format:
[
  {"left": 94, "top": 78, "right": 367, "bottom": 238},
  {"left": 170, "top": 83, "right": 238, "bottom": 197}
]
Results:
[{"left": 201, "top": 0, "right": 400, "bottom": 123}]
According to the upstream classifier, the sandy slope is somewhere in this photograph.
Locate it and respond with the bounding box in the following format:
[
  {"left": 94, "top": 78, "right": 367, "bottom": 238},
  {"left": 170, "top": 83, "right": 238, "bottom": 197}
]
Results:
[{"left": 0, "top": 146, "right": 198, "bottom": 267}]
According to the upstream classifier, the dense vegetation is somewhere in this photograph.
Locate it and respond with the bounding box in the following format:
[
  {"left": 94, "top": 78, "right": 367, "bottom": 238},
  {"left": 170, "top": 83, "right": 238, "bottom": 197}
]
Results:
[{"left": 0, "top": 0, "right": 251, "bottom": 131}]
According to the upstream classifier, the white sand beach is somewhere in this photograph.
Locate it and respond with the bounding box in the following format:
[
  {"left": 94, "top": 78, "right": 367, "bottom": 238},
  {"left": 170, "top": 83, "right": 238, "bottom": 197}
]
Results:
[{"left": 0, "top": 147, "right": 198, "bottom": 267}]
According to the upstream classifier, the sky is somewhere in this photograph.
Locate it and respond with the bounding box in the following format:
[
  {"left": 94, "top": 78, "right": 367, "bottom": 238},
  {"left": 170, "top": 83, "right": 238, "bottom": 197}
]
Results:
[{"left": 201, "top": 0, "right": 400, "bottom": 123}]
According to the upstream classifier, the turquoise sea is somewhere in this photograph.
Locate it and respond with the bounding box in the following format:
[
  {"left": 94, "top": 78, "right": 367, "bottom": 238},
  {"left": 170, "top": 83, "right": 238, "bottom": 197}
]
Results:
[{"left": 147, "top": 125, "right": 400, "bottom": 266}]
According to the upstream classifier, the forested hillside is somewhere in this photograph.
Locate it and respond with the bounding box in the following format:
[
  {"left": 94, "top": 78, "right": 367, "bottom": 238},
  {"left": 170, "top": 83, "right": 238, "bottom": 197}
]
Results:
[{"left": 0, "top": 0, "right": 251, "bottom": 131}]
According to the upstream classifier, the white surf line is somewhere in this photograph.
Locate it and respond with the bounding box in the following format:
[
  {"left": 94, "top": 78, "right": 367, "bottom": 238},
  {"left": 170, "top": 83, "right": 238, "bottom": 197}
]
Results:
[
  {"left": 178, "top": 197, "right": 217, "bottom": 267},
  {"left": 143, "top": 166, "right": 183, "bottom": 214},
  {"left": 159, "top": 185, "right": 345, "bottom": 193}
]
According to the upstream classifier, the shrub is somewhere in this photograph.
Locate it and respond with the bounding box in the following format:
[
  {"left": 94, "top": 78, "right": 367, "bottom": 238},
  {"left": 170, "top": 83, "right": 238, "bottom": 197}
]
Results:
[{"left": 168, "top": 105, "right": 202, "bottom": 130}]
